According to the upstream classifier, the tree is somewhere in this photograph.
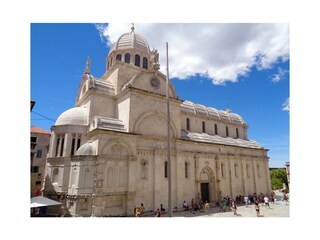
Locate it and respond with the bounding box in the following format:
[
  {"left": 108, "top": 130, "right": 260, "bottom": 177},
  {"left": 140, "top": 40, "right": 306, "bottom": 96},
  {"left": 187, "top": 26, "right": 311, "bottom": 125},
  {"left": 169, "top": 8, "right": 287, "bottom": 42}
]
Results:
[{"left": 270, "top": 168, "right": 288, "bottom": 190}]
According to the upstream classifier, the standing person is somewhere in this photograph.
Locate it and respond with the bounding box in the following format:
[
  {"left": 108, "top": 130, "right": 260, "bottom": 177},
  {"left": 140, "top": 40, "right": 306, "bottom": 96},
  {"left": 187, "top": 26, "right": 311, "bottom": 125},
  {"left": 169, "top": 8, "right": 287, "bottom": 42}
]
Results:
[
  {"left": 204, "top": 201, "right": 209, "bottom": 215},
  {"left": 140, "top": 203, "right": 145, "bottom": 217},
  {"left": 264, "top": 196, "right": 271, "bottom": 209},
  {"left": 160, "top": 204, "right": 165, "bottom": 214},
  {"left": 231, "top": 200, "right": 237, "bottom": 215},
  {"left": 244, "top": 195, "right": 249, "bottom": 207},
  {"left": 191, "top": 198, "right": 195, "bottom": 214},
  {"left": 254, "top": 201, "right": 260, "bottom": 217}
]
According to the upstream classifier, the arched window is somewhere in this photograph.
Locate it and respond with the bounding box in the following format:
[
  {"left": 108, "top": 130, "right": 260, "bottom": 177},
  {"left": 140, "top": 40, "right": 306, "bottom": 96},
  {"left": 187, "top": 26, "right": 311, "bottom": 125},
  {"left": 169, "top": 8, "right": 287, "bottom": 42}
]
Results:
[
  {"left": 246, "top": 164, "right": 250, "bottom": 178},
  {"left": 226, "top": 126, "right": 229, "bottom": 137},
  {"left": 234, "top": 164, "right": 239, "bottom": 178},
  {"left": 135, "top": 54, "right": 140, "bottom": 67},
  {"left": 125, "top": 53, "right": 130, "bottom": 63},
  {"left": 143, "top": 57, "right": 148, "bottom": 69},
  {"left": 116, "top": 54, "right": 122, "bottom": 61},
  {"left": 214, "top": 124, "right": 218, "bottom": 135},
  {"left": 257, "top": 165, "right": 261, "bottom": 177},
  {"left": 186, "top": 118, "right": 190, "bottom": 130},
  {"left": 236, "top": 128, "right": 239, "bottom": 138},
  {"left": 202, "top": 121, "right": 206, "bottom": 133}
]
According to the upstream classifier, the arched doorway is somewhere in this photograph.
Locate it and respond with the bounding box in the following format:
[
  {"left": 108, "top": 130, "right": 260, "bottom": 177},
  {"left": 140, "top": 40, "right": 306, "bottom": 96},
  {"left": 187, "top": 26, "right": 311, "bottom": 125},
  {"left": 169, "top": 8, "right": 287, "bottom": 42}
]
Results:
[{"left": 199, "top": 166, "right": 215, "bottom": 203}]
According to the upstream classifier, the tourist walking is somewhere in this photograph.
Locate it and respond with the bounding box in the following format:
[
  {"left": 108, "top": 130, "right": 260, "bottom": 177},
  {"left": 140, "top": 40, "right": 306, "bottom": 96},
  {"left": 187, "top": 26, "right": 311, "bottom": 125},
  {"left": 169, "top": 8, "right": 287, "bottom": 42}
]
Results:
[
  {"left": 264, "top": 196, "right": 271, "bottom": 209},
  {"left": 254, "top": 201, "right": 260, "bottom": 217},
  {"left": 191, "top": 198, "right": 195, "bottom": 214},
  {"left": 231, "top": 200, "right": 237, "bottom": 215},
  {"left": 244, "top": 195, "right": 249, "bottom": 207},
  {"left": 204, "top": 201, "right": 209, "bottom": 215}
]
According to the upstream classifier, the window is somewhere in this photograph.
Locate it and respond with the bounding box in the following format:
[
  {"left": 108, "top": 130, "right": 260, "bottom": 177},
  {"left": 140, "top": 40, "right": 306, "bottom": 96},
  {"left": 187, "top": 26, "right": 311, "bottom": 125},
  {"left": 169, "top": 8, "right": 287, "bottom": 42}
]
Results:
[
  {"left": 234, "top": 164, "right": 239, "bottom": 178},
  {"left": 71, "top": 138, "right": 75, "bottom": 155},
  {"left": 257, "top": 165, "right": 261, "bottom": 177},
  {"left": 236, "top": 128, "right": 239, "bottom": 138},
  {"left": 186, "top": 118, "right": 190, "bottom": 130},
  {"left": 55, "top": 138, "right": 60, "bottom": 157},
  {"left": 226, "top": 126, "right": 229, "bottom": 137},
  {"left": 165, "top": 161, "right": 168, "bottom": 178},
  {"left": 125, "top": 53, "right": 130, "bottom": 63},
  {"left": 35, "top": 181, "right": 41, "bottom": 185},
  {"left": 202, "top": 121, "right": 206, "bottom": 133},
  {"left": 221, "top": 163, "right": 225, "bottom": 177},
  {"left": 143, "top": 57, "right": 148, "bottom": 69},
  {"left": 246, "top": 164, "right": 250, "bottom": 178},
  {"left": 116, "top": 54, "right": 122, "bottom": 61},
  {"left": 135, "top": 54, "right": 140, "bottom": 67},
  {"left": 60, "top": 137, "right": 64, "bottom": 157},
  {"left": 185, "top": 162, "right": 189, "bottom": 178},
  {"left": 36, "top": 150, "right": 42, "bottom": 158},
  {"left": 77, "top": 138, "right": 81, "bottom": 150},
  {"left": 31, "top": 137, "right": 37, "bottom": 150},
  {"left": 31, "top": 166, "right": 39, "bottom": 173},
  {"left": 215, "top": 124, "right": 218, "bottom": 135}
]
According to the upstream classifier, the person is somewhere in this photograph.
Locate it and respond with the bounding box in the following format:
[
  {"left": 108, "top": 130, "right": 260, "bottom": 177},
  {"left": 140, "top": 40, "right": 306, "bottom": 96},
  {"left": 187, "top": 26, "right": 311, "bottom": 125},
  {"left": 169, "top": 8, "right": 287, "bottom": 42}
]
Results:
[
  {"left": 264, "top": 196, "right": 271, "bottom": 209},
  {"left": 191, "top": 198, "right": 195, "bottom": 214},
  {"left": 254, "top": 201, "right": 260, "bottom": 217},
  {"left": 160, "top": 204, "right": 165, "bottom": 214},
  {"left": 183, "top": 200, "right": 189, "bottom": 211},
  {"left": 204, "top": 201, "right": 209, "bottom": 215},
  {"left": 219, "top": 198, "right": 226, "bottom": 212},
  {"left": 140, "top": 203, "right": 145, "bottom": 217},
  {"left": 231, "top": 200, "right": 237, "bottom": 215},
  {"left": 244, "top": 195, "right": 249, "bottom": 207},
  {"left": 155, "top": 208, "right": 161, "bottom": 217},
  {"left": 134, "top": 207, "right": 141, "bottom": 217}
]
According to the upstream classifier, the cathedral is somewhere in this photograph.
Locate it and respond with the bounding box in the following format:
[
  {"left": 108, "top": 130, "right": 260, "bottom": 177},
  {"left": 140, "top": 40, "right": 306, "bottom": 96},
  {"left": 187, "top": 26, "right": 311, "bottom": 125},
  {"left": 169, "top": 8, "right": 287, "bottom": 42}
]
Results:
[{"left": 43, "top": 25, "right": 271, "bottom": 217}]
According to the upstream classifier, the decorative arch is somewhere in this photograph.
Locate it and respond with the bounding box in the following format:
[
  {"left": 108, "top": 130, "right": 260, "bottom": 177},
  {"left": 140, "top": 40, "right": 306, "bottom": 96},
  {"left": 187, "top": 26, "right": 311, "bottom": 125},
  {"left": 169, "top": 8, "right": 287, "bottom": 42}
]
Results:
[
  {"left": 128, "top": 71, "right": 177, "bottom": 98},
  {"left": 101, "top": 138, "right": 133, "bottom": 156},
  {"left": 133, "top": 111, "right": 178, "bottom": 138},
  {"left": 199, "top": 166, "right": 215, "bottom": 181}
]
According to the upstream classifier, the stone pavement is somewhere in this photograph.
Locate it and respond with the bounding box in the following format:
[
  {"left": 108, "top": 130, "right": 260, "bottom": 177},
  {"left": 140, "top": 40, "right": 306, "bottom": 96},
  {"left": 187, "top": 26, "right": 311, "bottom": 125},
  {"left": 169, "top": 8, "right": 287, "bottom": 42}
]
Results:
[{"left": 160, "top": 200, "right": 289, "bottom": 217}]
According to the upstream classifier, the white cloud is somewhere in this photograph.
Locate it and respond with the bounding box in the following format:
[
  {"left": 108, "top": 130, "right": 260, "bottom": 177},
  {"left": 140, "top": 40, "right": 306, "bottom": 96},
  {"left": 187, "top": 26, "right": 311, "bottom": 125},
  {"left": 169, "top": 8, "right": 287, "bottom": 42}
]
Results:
[
  {"left": 96, "top": 23, "right": 289, "bottom": 85},
  {"left": 272, "top": 67, "right": 288, "bottom": 83},
  {"left": 282, "top": 97, "right": 290, "bottom": 112}
]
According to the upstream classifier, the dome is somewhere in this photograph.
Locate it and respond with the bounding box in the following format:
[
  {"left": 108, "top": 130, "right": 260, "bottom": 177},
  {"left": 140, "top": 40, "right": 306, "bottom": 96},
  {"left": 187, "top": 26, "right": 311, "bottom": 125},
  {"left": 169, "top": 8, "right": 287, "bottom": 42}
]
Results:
[
  {"left": 55, "top": 106, "right": 89, "bottom": 126},
  {"left": 109, "top": 31, "right": 150, "bottom": 55},
  {"left": 75, "top": 141, "right": 96, "bottom": 155}
]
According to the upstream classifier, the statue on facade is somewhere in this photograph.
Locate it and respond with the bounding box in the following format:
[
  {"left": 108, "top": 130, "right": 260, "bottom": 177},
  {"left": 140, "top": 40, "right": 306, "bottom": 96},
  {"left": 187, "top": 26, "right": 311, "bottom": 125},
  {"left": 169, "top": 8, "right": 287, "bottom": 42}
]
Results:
[{"left": 150, "top": 49, "right": 160, "bottom": 70}]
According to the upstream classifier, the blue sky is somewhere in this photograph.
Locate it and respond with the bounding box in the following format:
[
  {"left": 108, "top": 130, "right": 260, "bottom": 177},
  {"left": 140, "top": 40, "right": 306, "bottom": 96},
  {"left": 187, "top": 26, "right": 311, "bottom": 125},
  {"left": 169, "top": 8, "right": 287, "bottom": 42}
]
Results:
[{"left": 31, "top": 23, "right": 289, "bottom": 168}]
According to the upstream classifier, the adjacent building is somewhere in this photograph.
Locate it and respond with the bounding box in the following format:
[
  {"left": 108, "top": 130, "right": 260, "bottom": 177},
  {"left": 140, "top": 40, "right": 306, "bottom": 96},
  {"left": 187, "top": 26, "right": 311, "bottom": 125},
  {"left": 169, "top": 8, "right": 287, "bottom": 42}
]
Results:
[
  {"left": 31, "top": 126, "right": 51, "bottom": 197},
  {"left": 43, "top": 25, "right": 271, "bottom": 216}
]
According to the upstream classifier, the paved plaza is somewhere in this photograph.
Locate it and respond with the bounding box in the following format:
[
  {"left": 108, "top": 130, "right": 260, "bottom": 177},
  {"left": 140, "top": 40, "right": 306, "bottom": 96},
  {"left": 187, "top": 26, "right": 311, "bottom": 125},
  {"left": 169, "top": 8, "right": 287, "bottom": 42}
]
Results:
[{"left": 160, "top": 200, "right": 289, "bottom": 217}]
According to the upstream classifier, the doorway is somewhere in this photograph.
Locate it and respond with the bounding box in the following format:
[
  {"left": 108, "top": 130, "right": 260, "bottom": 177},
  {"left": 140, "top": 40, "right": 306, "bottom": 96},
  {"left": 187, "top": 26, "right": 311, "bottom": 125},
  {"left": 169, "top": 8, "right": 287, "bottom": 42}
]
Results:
[{"left": 201, "top": 182, "right": 209, "bottom": 203}]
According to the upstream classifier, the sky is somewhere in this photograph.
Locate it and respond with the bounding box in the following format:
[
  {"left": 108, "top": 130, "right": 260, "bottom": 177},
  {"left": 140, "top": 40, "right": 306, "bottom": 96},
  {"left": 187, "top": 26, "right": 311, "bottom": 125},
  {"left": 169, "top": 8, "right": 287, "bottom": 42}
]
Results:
[{"left": 31, "top": 23, "right": 289, "bottom": 168}]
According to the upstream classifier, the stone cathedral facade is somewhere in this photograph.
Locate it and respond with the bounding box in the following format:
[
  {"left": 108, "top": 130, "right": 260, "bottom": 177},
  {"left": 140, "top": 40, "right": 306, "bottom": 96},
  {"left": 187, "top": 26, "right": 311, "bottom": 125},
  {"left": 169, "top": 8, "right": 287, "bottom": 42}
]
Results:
[{"left": 43, "top": 25, "right": 271, "bottom": 217}]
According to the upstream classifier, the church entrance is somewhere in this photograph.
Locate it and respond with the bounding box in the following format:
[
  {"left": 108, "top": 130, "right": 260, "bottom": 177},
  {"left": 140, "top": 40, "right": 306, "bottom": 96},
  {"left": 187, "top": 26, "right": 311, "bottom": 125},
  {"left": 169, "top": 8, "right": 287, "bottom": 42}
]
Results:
[{"left": 201, "top": 182, "right": 209, "bottom": 203}]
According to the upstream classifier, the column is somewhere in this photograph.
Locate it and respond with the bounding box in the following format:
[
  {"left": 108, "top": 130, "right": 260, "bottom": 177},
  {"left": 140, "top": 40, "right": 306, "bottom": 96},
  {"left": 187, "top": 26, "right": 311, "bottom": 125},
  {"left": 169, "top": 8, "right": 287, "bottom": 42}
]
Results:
[{"left": 49, "top": 132, "right": 57, "bottom": 157}]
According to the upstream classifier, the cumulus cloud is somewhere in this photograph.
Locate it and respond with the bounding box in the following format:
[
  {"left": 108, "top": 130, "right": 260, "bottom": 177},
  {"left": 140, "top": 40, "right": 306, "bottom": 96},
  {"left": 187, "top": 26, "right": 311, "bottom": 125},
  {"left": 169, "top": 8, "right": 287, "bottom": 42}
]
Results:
[
  {"left": 96, "top": 23, "right": 289, "bottom": 85},
  {"left": 272, "top": 67, "right": 288, "bottom": 83},
  {"left": 282, "top": 98, "right": 290, "bottom": 112}
]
